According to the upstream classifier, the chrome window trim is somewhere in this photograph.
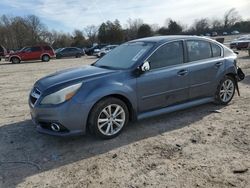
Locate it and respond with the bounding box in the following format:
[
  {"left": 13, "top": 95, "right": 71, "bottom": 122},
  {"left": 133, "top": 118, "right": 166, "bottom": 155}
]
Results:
[
  {"left": 142, "top": 38, "right": 224, "bottom": 72},
  {"left": 144, "top": 39, "right": 185, "bottom": 71}
]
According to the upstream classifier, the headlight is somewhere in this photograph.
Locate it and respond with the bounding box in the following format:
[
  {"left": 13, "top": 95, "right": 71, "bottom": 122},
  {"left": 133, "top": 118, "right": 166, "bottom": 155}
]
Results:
[{"left": 40, "top": 83, "right": 82, "bottom": 105}]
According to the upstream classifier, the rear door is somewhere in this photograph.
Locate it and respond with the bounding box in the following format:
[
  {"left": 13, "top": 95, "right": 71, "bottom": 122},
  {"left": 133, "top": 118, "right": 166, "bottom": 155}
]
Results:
[
  {"left": 185, "top": 40, "right": 224, "bottom": 99},
  {"left": 137, "top": 41, "right": 190, "bottom": 112},
  {"left": 23, "top": 46, "right": 42, "bottom": 60},
  {"left": 61, "top": 48, "right": 70, "bottom": 57}
]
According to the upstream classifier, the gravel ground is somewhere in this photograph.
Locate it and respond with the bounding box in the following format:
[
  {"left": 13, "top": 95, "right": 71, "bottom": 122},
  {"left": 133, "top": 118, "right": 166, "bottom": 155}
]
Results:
[{"left": 0, "top": 52, "right": 249, "bottom": 188}]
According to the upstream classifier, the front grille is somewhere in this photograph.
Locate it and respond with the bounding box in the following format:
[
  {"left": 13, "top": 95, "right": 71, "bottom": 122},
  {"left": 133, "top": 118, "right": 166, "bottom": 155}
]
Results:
[{"left": 30, "top": 87, "right": 41, "bottom": 106}]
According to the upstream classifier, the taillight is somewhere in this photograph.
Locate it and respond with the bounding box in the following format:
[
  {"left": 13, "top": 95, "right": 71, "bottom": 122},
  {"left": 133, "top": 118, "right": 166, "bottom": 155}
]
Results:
[{"left": 234, "top": 60, "right": 237, "bottom": 67}]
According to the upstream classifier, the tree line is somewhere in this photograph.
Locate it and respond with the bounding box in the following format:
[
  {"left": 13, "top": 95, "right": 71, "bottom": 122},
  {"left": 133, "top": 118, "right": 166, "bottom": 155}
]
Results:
[{"left": 0, "top": 8, "right": 249, "bottom": 50}]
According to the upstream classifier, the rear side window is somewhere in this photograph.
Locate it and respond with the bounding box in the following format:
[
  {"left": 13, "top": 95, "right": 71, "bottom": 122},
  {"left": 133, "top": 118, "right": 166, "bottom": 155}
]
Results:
[
  {"left": 148, "top": 41, "right": 184, "bottom": 69},
  {"left": 187, "top": 40, "right": 212, "bottom": 61},
  {"left": 43, "top": 46, "right": 52, "bottom": 51},
  {"left": 31, "top": 47, "right": 42, "bottom": 52},
  {"left": 211, "top": 43, "right": 221, "bottom": 57}
]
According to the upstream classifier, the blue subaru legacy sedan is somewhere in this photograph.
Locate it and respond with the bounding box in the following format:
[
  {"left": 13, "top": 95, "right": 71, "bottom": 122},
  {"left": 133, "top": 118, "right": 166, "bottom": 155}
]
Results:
[{"left": 29, "top": 36, "right": 244, "bottom": 139}]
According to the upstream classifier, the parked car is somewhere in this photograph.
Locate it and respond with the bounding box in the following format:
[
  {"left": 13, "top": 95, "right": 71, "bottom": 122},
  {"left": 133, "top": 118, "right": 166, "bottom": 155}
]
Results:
[
  {"left": 29, "top": 36, "right": 244, "bottom": 139},
  {"left": 8, "top": 45, "right": 55, "bottom": 64},
  {"left": 93, "top": 48, "right": 101, "bottom": 56},
  {"left": 85, "top": 44, "right": 107, "bottom": 56},
  {"left": 56, "top": 47, "right": 84, "bottom": 59},
  {"left": 230, "top": 36, "right": 250, "bottom": 50},
  {"left": 211, "top": 32, "right": 218, "bottom": 36},
  {"left": 222, "top": 32, "right": 228, "bottom": 35},
  {"left": 231, "top": 30, "right": 240, "bottom": 35},
  {"left": 55, "top": 48, "right": 62, "bottom": 53},
  {"left": 97, "top": 45, "right": 118, "bottom": 58},
  {"left": 0, "top": 45, "right": 7, "bottom": 61}
]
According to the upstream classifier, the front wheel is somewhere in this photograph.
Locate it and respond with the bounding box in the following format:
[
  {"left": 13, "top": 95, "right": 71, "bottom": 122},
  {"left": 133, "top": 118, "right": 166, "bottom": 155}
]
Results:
[
  {"left": 88, "top": 98, "right": 129, "bottom": 139},
  {"left": 11, "top": 57, "right": 20, "bottom": 64},
  {"left": 215, "top": 76, "right": 236, "bottom": 105}
]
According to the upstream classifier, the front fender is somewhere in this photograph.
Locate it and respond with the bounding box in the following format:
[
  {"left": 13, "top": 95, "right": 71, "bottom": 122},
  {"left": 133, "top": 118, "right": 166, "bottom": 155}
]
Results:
[{"left": 73, "top": 80, "right": 137, "bottom": 115}]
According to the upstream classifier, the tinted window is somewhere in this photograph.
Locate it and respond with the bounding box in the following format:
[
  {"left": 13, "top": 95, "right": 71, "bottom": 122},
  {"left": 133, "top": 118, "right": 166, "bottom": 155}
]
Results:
[
  {"left": 187, "top": 40, "right": 212, "bottom": 61},
  {"left": 31, "top": 47, "right": 42, "bottom": 52},
  {"left": 211, "top": 43, "right": 221, "bottom": 57},
  {"left": 62, "top": 48, "right": 70, "bottom": 52},
  {"left": 43, "top": 46, "right": 52, "bottom": 51},
  {"left": 148, "top": 41, "right": 184, "bottom": 69},
  {"left": 94, "top": 42, "right": 153, "bottom": 69},
  {"left": 70, "top": 48, "right": 78, "bottom": 52}
]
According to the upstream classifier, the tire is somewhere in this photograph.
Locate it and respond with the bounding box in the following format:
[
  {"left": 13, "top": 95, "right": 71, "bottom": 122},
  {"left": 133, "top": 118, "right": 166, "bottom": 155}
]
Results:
[
  {"left": 42, "top": 55, "right": 50, "bottom": 62},
  {"left": 11, "top": 57, "right": 20, "bottom": 64},
  {"left": 215, "top": 76, "right": 236, "bottom": 105},
  {"left": 56, "top": 54, "right": 62, "bottom": 59},
  {"left": 88, "top": 97, "right": 129, "bottom": 139},
  {"left": 76, "top": 54, "right": 81, "bottom": 58}
]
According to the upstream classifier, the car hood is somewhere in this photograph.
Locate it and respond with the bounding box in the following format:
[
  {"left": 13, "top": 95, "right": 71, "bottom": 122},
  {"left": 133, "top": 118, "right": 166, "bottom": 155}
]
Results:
[
  {"left": 35, "top": 65, "right": 116, "bottom": 92},
  {"left": 10, "top": 51, "right": 22, "bottom": 55}
]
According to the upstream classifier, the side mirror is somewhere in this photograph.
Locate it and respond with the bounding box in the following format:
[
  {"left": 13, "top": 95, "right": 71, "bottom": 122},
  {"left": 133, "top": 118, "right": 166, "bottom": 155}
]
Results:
[
  {"left": 233, "top": 51, "right": 239, "bottom": 55},
  {"left": 141, "top": 61, "right": 150, "bottom": 72}
]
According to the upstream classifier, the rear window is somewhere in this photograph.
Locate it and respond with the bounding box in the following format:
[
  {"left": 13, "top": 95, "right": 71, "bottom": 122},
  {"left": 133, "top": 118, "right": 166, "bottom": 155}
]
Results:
[
  {"left": 211, "top": 43, "right": 221, "bottom": 57},
  {"left": 187, "top": 40, "right": 212, "bottom": 62},
  {"left": 43, "top": 46, "right": 52, "bottom": 51},
  {"left": 31, "top": 47, "right": 42, "bottom": 52}
]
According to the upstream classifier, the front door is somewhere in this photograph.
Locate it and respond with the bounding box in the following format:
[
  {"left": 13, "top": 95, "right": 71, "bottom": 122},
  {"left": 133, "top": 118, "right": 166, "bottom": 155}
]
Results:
[{"left": 137, "top": 41, "right": 189, "bottom": 113}]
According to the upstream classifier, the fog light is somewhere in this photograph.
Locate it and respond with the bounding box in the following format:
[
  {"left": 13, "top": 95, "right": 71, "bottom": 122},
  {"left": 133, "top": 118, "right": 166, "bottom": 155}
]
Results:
[{"left": 51, "top": 123, "right": 60, "bottom": 132}]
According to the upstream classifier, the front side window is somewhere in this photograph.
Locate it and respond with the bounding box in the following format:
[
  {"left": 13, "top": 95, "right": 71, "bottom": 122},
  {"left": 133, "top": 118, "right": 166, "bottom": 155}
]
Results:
[
  {"left": 187, "top": 40, "right": 212, "bottom": 62},
  {"left": 148, "top": 41, "right": 184, "bottom": 69}
]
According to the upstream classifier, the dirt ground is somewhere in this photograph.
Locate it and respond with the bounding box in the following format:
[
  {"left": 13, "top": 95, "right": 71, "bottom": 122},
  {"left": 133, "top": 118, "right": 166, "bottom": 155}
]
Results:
[{"left": 0, "top": 51, "right": 249, "bottom": 188}]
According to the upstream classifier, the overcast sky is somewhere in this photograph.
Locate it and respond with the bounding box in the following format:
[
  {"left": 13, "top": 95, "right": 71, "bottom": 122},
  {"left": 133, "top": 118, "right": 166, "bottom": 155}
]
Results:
[{"left": 0, "top": 0, "right": 249, "bottom": 32}]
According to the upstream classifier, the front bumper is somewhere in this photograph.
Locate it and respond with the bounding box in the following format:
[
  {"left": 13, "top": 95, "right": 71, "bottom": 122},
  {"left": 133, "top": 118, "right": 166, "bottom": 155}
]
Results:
[{"left": 29, "top": 99, "right": 92, "bottom": 136}]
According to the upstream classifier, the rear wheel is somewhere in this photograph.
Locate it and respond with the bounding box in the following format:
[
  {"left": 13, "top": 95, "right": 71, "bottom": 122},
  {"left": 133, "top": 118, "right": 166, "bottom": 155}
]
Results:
[
  {"left": 42, "top": 55, "right": 50, "bottom": 62},
  {"left": 11, "top": 57, "right": 20, "bottom": 64},
  {"left": 88, "top": 97, "right": 129, "bottom": 139},
  {"left": 215, "top": 76, "right": 236, "bottom": 105},
  {"left": 75, "top": 54, "right": 81, "bottom": 58}
]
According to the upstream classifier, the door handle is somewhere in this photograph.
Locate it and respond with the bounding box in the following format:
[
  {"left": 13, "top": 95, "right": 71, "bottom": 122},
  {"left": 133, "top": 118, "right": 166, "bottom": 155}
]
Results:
[
  {"left": 215, "top": 62, "right": 223, "bottom": 67},
  {"left": 177, "top": 69, "right": 188, "bottom": 76}
]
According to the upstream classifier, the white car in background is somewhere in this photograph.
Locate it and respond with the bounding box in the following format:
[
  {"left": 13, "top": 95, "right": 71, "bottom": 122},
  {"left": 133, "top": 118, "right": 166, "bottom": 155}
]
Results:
[{"left": 97, "top": 45, "right": 118, "bottom": 58}]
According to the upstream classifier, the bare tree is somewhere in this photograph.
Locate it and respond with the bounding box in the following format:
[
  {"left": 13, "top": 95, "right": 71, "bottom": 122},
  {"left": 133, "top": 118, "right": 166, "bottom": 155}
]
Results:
[
  {"left": 223, "top": 8, "right": 241, "bottom": 29},
  {"left": 211, "top": 18, "right": 223, "bottom": 30},
  {"left": 125, "top": 18, "right": 143, "bottom": 40},
  {"left": 192, "top": 18, "right": 210, "bottom": 34},
  {"left": 84, "top": 25, "right": 98, "bottom": 45}
]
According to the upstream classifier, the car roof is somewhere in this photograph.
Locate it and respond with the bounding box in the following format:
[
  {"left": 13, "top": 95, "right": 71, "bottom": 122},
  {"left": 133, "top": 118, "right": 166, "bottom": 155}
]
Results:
[{"left": 131, "top": 35, "right": 215, "bottom": 44}]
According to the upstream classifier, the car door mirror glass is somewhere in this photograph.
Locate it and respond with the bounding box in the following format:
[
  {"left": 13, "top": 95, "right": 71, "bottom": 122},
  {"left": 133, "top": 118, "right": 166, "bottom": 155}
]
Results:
[{"left": 141, "top": 61, "right": 150, "bottom": 72}]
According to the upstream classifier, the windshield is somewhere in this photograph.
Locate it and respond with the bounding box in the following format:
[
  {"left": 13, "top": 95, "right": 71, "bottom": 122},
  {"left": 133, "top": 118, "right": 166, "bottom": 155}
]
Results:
[{"left": 94, "top": 42, "right": 154, "bottom": 69}]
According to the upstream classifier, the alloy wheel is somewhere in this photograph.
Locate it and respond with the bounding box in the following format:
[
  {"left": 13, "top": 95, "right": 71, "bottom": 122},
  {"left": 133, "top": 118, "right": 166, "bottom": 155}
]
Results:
[
  {"left": 97, "top": 104, "right": 126, "bottom": 136},
  {"left": 219, "top": 79, "right": 235, "bottom": 103}
]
